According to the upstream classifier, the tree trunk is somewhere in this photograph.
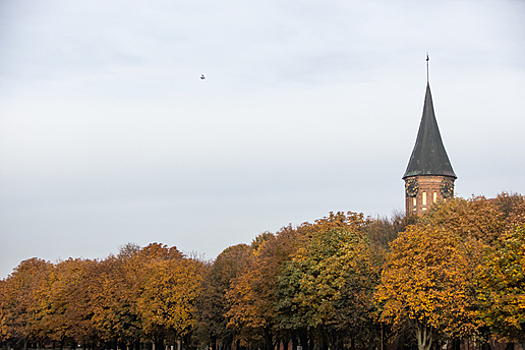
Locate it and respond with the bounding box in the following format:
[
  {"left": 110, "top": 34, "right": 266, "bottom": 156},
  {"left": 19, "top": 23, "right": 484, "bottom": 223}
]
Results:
[
  {"left": 263, "top": 327, "right": 272, "bottom": 350},
  {"left": 320, "top": 327, "right": 328, "bottom": 350},
  {"left": 292, "top": 332, "right": 298, "bottom": 350},
  {"left": 298, "top": 329, "right": 308, "bottom": 350},
  {"left": 415, "top": 324, "right": 433, "bottom": 350}
]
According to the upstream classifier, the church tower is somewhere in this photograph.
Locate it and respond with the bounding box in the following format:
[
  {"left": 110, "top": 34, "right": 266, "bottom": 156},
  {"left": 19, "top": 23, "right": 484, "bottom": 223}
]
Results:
[{"left": 403, "top": 63, "right": 456, "bottom": 215}]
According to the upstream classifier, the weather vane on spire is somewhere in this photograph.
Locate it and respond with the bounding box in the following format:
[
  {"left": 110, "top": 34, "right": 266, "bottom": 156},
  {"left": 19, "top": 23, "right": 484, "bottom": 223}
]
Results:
[{"left": 426, "top": 53, "right": 430, "bottom": 83}]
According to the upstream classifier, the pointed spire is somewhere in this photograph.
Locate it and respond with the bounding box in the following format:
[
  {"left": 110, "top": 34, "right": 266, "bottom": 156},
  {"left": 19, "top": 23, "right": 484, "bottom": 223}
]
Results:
[
  {"left": 426, "top": 53, "right": 430, "bottom": 83},
  {"left": 403, "top": 83, "right": 456, "bottom": 179}
]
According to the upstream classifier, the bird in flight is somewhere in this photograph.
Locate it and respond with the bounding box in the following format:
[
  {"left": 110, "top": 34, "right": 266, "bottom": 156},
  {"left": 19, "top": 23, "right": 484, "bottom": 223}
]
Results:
[{"left": 200, "top": 74, "right": 206, "bottom": 80}]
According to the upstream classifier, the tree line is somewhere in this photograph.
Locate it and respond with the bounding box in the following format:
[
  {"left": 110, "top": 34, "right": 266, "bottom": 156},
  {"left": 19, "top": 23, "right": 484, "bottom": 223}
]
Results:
[{"left": 1, "top": 193, "right": 524, "bottom": 350}]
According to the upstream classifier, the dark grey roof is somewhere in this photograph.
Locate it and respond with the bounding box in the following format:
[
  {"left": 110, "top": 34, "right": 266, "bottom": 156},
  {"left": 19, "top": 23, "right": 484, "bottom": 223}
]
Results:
[{"left": 403, "top": 84, "right": 457, "bottom": 179}]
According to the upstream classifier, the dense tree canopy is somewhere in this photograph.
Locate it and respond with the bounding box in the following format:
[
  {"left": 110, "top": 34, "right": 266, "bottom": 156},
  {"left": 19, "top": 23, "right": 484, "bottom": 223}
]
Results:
[
  {"left": 1, "top": 193, "right": 524, "bottom": 350},
  {"left": 376, "top": 193, "right": 525, "bottom": 350},
  {"left": 375, "top": 225, "right": 482, "bottom": 350},
  {"left": 276, "top": 226, "right": 380, "bottom": 349},
  {"left": 475, "top": 225, "right": 525, "bottom": 342},
  {"left": 197, "top": 243, "right": 251, "bottom": 350}
]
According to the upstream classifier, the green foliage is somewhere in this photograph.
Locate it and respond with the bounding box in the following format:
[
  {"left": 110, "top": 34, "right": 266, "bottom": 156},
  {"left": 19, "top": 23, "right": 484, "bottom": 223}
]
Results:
[
  {"left": 224, "top": 228, "right": 302, "bottom": 348},
  {"left": 275, "top": 225, "right": 380, "bottom": 348}
]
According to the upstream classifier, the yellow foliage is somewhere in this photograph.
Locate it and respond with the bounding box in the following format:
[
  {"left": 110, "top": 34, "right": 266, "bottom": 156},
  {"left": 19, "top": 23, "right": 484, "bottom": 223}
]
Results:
[{"left": 375, "top": 224, "right": 483, "bottom": 340}]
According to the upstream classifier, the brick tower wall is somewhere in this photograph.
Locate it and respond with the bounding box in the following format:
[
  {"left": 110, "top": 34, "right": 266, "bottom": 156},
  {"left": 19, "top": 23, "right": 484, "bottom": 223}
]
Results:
[{"left": 405, "top": 175, "right": 456, "bottom": 215}]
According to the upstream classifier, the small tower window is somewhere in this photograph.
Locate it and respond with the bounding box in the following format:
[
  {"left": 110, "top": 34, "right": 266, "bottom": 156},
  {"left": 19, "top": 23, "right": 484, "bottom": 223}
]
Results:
[
  {"left": 413, "top": 198, "right": 417, "bottom": 207},
  {"left": 422, "top": 192, "right": 427, "bottom": 206},
  {"left": 433, "top": 192, "right": 437, "bottom": 203}
]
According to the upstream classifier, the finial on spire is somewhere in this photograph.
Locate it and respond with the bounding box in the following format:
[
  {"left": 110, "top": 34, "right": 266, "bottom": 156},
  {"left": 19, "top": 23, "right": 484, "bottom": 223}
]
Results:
[{"left": 426, "top": 53, "right": 430, "bottom": 83}]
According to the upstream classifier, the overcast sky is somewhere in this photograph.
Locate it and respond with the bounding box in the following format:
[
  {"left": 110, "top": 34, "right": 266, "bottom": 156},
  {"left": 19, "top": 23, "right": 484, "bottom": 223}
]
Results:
[{"left": 1, "top": 0, "right": 524, "bottom": 278}]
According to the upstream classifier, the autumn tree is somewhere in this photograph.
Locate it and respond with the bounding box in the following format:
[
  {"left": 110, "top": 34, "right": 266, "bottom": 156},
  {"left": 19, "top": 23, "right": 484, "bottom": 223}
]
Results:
[
  {"left": 422, "top": 193, "right": 524, "bottom": 342},
  {"left": 422, "top": 196, "right": 505, "bottom": 245},
  {"left": 275, "top": 224, "right": 379, "bottom": 350},
  {"left": 196, "top": 244, "right": 251, "bottom": 350},
  {"left": 2, "top": 193, "right": 522, "bottom": 350},
  {"left": 364, "top": 210, "right": 417, "bottom": 250},
  {"left": 225, "top": 225, "right": 309, "bottom": 350},
  {"left": 493, "top": 192, "right": 525, "bottom": 230},
  {"left": 475, "top": 224, "right": 525, "bottom": 342},
  {"left": 36, "top": 258, "right": 98, "bottom": 347},
  {"left": 90, "top": 245, "right": 144, "bottom": 348},
  {"left": 0, "top": 278, "right": 9, "bottom": 342},
  {"left": 225, "top": 234, "right": 276, "bottom": 350},
  {"left": 137, "top": 253, "right": 203, "bottom": 349},
  {"left": 375, "top": 225, "right": 483, "bottom": 350},
  {"left": 1, "top": 258, "right": 52, "bottom": 349}
]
